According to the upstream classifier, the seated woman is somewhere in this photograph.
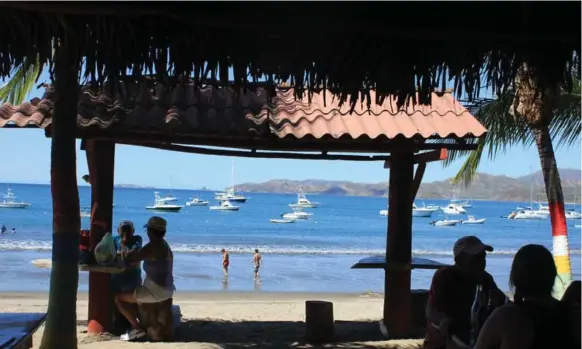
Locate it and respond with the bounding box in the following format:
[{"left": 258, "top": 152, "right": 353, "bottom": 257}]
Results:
[
  {"left": 113, "top": 216, "right": 175, "bottom": 341},
  {"left": 112, "top": 220, "right": 143, "bottom": 294},
  {"left": 473, "top": 244, "right": 579, "bottom": 349}
]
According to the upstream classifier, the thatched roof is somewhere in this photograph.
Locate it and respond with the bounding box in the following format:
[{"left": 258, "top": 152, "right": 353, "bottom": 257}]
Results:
[{"left": 0, "top": 2, "right": 579, "bottom": 109}]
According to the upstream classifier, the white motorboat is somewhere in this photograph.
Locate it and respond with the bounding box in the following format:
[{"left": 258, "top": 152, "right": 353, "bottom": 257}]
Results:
[
  {"left": 80, "top": 209, "right": 91, "bottom": 218},
  {"left": 440, "top": 204, "right": 466, "bottom": 215},
  {"left": 516, "top": 205, "right": 532, "bottom": 210},
  {"left": 566, "top": 210, "right": 582, "bottom": 220},
  {"left": 512, "top": 210, "right": 547, "bottom": 220},
  {"left": 575, "top": 225, "right": 581, "bottom": 228},
  {"left": 380, "top": 203, "right": 435, "bottom": 217},
  {"left": 462, "top": 216, "right": 486, "bottom": 224},
  {"left": 145, "top": 192, "right": 184, "bottom": 212},
  {"left": 209, "top": 200, "right": 240, "bottom": 211},
  {"left": 430, "top": 219, "right": 458, "bottom": 226},
  {"left": 270, "top": 218, "right": 296, "bottom": 224},
  {"left": 0, "top": 188, "right": 31, "bottom": 209},
  {"left": 412, "top": 203, "right": 434, "bottom": 217},
  {"left": 282, "top": 208, "right": 313, "bottom": 220},
  {"left": 289, "top": 188, "right": 320, "bottom": 208},
  {"left": 185, "top": 197, "right": 209, "bottom": 206}
]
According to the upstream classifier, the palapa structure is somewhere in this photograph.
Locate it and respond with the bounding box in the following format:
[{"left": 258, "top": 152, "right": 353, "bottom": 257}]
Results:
[{"left": 0, "top": 2, "right": 578, "bottom": 347}]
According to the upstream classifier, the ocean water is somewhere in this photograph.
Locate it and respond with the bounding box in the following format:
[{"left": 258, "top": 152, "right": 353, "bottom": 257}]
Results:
[{"left": 0, "top": 183, "right": 579, "bottom": 293}]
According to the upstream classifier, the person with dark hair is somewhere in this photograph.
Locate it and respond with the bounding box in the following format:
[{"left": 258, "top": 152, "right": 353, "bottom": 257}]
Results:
[
  {"left": 113, "top": 216, "right": 175, "bottom": 341},
  {"left": 474, "top": 244, "right": 580, "bottom": 349},
  {"left": 424, "top": 236, "right": 507, "bottom": 349},
  {"left": 112, "top": 220, "right": 143, "bottom": 294}
]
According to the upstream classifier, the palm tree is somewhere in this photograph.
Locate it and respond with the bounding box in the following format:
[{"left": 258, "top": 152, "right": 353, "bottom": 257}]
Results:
[
  {"left": 1, "top": 53, "right": 81, "bottom": 349},
  {"left": 446, "top": 67, "right": 580, "bottom": 296}
]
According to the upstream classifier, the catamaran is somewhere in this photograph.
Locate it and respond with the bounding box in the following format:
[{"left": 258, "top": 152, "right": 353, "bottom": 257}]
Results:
[{"left": 0, "top": 187, "right": 31, "bottom": 209}]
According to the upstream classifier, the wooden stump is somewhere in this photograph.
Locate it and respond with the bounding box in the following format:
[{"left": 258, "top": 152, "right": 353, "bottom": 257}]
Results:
[
  {"left": 137, "top": 298, "right": 174, "bottom": 341},
  {"left": 305, "top": 300, "right": 335, "bottom": 343}
]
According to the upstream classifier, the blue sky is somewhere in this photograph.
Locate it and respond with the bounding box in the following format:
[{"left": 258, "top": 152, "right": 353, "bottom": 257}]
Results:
[{"left": 0, "top": 71, "right": 579, "bottom": 190}]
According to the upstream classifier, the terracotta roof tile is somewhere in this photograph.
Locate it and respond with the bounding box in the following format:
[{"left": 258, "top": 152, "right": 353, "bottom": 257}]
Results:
[{"left": 0, "top": 84, "right": 486, "bottom": 141}]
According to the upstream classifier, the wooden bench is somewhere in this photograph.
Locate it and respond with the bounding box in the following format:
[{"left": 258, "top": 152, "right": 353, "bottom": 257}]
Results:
[
  {"left": 137, "top": 299, "right": 181, "bottom": 341},
  {"left": 0, "top": 313, "right": 47, "bottom": 349}
]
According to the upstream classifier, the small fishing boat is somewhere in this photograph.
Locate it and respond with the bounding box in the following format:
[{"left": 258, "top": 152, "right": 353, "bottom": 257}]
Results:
[
  {"left": 461, "top": 216, "right": 486, "bottom": 224},
  {"left": 0, "top": 187, "right": 31, "bottom": 209},
  {"left": 429, "top": 219, "right": 458, "bottom": 227},
  {"left": 270, "top": 218, "right": 296, "bottom": 224},
  {"left": 145, "top": 192, "right": 184, "bottom": 212}
]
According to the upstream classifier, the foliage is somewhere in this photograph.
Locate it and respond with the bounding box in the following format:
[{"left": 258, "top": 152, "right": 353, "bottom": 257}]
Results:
[
  {"left": 0, "top": 56, "right": 41, "bottom": 105},
  {"left": 445, "top": 77, "right": 581, "bottom": 187}
]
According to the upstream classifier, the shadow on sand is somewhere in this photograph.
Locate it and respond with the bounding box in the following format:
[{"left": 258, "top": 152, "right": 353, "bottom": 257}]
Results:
[{"left": 175, "top": 319, "right": 424, "bottom": 349}]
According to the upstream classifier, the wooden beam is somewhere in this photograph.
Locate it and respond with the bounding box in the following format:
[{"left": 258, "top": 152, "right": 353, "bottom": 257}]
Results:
[
  {"left": 43, "top": 127, "right": 481, "bottom": 153},
  {"left": 118, "top": 141, "right": 392, "bottom": 161},
  {"left": 384, "top": 149, "right": 448, "bottom": 169},
  {"left": 411, "top": 163, "right": 427, "bottom": 201}
]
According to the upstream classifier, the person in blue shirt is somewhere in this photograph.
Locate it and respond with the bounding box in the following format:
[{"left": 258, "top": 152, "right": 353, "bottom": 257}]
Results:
[{"left": 112, "top": 220, "right": 143, "bottom": 293}]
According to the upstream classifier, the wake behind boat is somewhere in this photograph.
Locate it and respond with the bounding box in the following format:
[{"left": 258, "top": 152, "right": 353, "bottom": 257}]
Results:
[
  {"left": 0, "top": 187, "right": 31, "bottom": 209},
  {"left": 145, "top": 192, "right": 183, "bottom": 212}
]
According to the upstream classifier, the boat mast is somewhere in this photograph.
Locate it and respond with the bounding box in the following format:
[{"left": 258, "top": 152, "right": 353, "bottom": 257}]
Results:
[
  {"left": 529, "top": 165, "right": 533, "bottom": 208},
  {"left": 231, "top": 159, "right": 235, "bottom": 193}
]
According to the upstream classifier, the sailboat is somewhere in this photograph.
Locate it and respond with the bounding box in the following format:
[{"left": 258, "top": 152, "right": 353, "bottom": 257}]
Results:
[
  {"left": 511, "top": 167, "right": 546, "bottom": 220},
  {"left": 214, "top": 160, "right": 248, "bottom": 203},
  {"left": 157, "top": 177, "right": 179, "bottom": 204}
]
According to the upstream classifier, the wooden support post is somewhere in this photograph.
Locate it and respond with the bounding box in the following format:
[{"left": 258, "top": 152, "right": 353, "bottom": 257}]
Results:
[
  {"left": 383, "top": 150, "right": 415, "bottom": 338},
  {"left": 39, "top": 37, "right": 81, "bottom": 349},
  {"left": 85, "top": 140, "right": 116, "bottom": 334},
  {"left": 305, "top": 300, "right": 335, "bottom": 343}
]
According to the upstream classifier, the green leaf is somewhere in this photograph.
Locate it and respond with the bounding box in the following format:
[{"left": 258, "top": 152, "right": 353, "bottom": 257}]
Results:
[{"left": 0, "top": 56, "right": 42, "bottom": 105}]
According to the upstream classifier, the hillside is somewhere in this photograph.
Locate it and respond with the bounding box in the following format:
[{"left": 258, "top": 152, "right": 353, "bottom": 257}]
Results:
[{"left": 235, "top": 169, "right": 581, "bottom": 202}]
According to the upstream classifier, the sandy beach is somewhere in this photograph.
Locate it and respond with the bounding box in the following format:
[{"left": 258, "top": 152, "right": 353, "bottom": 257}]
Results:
[{"left": 4, "top": 291, "right": 424, "bottom": 349}]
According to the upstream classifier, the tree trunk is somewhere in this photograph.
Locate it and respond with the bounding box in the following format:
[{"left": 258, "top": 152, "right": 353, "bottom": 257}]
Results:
[
  {"left": 532, "top": 126, "right": 572, "bottom": 296},
  {"left": 39, "top": 42, "right": 81, "bottom": 349}
]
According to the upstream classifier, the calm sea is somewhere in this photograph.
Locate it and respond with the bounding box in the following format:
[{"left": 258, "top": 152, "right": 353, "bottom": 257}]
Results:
[{"left": 0, "top": 183, "right": 579, "bottom": 293}]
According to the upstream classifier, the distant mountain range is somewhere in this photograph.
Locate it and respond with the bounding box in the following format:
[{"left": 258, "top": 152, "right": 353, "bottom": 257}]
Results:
[{"left": 235, "top": 168, "right": 581, "bottom": 202}]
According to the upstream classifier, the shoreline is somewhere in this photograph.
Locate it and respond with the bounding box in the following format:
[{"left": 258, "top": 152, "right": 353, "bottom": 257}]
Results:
[{"left": 0, "top": 290, "right": 383, "bottom": 301}]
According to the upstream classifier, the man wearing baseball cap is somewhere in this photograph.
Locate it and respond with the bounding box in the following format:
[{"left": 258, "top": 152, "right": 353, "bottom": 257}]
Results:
[{"left": 424, "top": 236, "right": 507, "bottom": 349}]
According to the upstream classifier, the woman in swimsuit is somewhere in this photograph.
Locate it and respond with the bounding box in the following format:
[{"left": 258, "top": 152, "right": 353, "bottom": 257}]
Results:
[
  {"left": 221, "top": 248, "right": 230, "bottom": 276},
  {"left": 113, "top": 216, "right": 175, "bottom": 341}
]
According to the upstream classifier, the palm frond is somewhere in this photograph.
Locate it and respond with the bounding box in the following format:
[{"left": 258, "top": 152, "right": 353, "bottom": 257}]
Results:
[
  {"left": 446, "top": 76, "right": 581, "bottom": 187},
  {"left": 0, "top": 56, "right": 41, "bottom": 105}
]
